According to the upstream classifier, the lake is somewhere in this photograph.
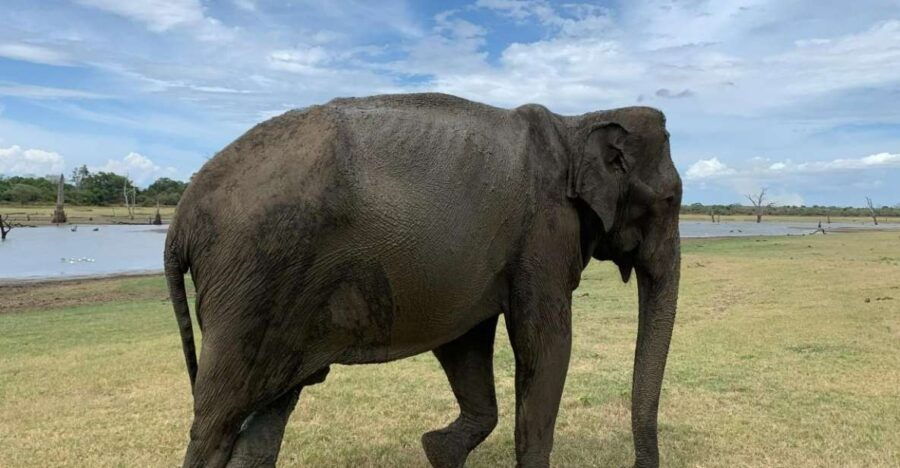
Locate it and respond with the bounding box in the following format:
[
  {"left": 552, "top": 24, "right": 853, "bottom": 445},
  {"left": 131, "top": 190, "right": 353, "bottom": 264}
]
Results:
[
  {"left": 1, "top": 221, "right": 896, "bottom": 282},
  {"left": 1, "top": 225, "right": 168, "bottom": 282}
]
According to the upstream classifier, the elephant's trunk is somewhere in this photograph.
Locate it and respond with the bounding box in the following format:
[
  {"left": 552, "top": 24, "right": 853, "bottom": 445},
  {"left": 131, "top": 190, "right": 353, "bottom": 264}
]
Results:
[{"left": 631, "top": 231, "right": 680, "bottom": 468}]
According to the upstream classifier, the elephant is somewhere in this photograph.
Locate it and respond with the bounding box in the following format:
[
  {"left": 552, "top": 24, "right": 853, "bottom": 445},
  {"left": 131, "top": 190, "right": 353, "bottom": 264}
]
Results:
[{"left": 165, "top": 92, "right": 682, "bottom": 468}]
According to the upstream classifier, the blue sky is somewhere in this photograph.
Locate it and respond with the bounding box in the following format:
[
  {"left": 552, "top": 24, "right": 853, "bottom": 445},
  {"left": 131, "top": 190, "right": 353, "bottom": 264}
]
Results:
[{"left": 0, "top": 0, "right": 898, "bottom": 206}]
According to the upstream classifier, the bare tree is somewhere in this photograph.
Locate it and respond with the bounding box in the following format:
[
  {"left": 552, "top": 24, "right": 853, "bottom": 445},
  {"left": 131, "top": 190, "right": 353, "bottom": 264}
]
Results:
[
  {"left": 153, "top": 199, "right": 163, "bottom": 225},
  {"left": 51, "top": 174, "right": 67, "bottom": 224},
  {"left": 1, "top": 214, "right": 12, "bottom": 240},
  {"left": 746, "top": 188, "right": 774, "bottom": 223},
  {"left": 866, "top": 196, "right": 878, "bottom": 225},
  {"left": 123, "top": 180, "right": 136, "bottom": 220}
]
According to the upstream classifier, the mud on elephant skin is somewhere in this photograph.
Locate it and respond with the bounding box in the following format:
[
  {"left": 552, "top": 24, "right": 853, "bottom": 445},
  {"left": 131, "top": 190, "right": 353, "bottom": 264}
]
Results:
[{"left": 165, "top": 92, "right": 682, "bottom": 467}]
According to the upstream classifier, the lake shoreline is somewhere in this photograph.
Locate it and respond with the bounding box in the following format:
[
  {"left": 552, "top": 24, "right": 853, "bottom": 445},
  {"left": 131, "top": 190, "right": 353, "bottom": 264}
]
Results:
[
  {"left": 3, "top": 225, "right": 898, "bottom": 286},
  {"left": 0, "top": 270, "right": 164, "bottom": 288},
  {"left": 3, "top": 203, "right": 899, "bottom": 227}
]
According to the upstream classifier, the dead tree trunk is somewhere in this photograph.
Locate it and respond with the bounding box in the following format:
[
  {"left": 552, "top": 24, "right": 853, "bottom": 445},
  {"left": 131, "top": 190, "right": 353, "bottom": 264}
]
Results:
[
  {"left": 746, "top": 188, "right": 773, "bottom": 224},
  {"left": 0, "top": 214, "right": 12, "bottom": 240},
  {"left": 123, "top": 182, "right": 135, "bottom": 220},
  {"left": 153, "top": 200, "right": 162, "bottom": 225},
  {"left": 866, "top": 197, "right": 879, "bottom": 225},
  {"left": 51, "top": 174, "right": 67, "bottom": 224},
  {"left": 123, "top": 182, "right": 130, "bottom": 219}
]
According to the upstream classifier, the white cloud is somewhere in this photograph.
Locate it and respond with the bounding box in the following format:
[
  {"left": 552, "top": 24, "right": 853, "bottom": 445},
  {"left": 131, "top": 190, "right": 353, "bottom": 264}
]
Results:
[
  {"left": 767, "top": 152, "right": 900, "bottom": 173},
  {"left": 685, "top": 151, "right": 899, "bottom": 205},
  {"left": 232, "top": 0, "right": 256, "bottom": 12},
  {"left": 685, "top": 157, "right": 736, "bottom": 180},
  {"left": 860, "top": 152, "right": 900, "bottom": 166},
  {"left": 0, "top": 43, "right": 73, "bottom": 66},
  {"left": 74, "top": 0, "right": 205, "bottom": 32},
  {"left": 624, "top": 0, "right": 771, "bottom": 51},
  {"left": 476, "top": 0, "right": 557, "bottom": 23},
  {"left": 93, "top": 152, "right": 177, "bottom": 186},
  {"left": 388, "top": 10, "right": 489, "bottom": 80},
  {"left": 0, "top": 83, "right": 108, "bottom": 100},
  {"left": 268, "top": 47, "right": 331, "bottom": 74},
  {"left": 767, "top": 191, "right": 805, "bottom": 206},
  {"left": 769, "top": 20, "right": 900, "bottom": 97},
  {"left": 0, "top": 145, "right": 65, "bottom": 175},
  {"left": 689, "top": 151, "right": 900, "bottom": 181},
  {"left": 477, "top": 0, "right": 615, "bottom": 37},
  {"left": 0, "top": 0, "right": 897, "bottom": 206}
]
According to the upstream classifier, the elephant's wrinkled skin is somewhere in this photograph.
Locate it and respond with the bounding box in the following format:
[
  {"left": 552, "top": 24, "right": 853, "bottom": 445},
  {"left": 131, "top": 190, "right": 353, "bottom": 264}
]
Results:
[{"left": 166, "top": 93, "right": 682, "bottom": 468}]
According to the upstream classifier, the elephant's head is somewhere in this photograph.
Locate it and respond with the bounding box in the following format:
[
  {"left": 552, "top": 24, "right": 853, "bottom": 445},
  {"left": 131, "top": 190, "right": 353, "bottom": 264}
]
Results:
[
  {"left": 568, "top": 107, "right": 681, "bottom": 276},
  {"left": 567, "top": 106, "right": 681, "bottom": 467}
]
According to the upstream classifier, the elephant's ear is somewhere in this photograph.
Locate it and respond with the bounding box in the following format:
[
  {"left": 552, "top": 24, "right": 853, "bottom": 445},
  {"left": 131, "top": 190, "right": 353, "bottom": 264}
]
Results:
[{"left": 568, "top": 122, "right": 630, "bottom": 233}]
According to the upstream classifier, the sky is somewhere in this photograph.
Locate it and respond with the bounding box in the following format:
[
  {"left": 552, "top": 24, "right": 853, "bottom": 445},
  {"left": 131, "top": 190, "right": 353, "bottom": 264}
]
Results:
[{"left": 0, "top": 0, "right": 898, "bottom": 206}]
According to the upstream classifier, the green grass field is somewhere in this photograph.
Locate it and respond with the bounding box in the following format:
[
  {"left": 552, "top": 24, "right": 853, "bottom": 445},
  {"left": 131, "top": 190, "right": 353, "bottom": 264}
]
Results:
[{"left": 1, "top": 232, "right": 899, "bottom": 467}]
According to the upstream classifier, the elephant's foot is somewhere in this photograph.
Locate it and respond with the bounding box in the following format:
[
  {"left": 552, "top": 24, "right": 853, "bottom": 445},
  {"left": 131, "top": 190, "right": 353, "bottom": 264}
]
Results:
[
  {"left": 422, "top": 428, "right": 471, "bottom": 468},
  {"left": 421, "top": 415, "right": 496, "bottom": 468},
  {"left": 224, "top": 453, "right": 277, "bottom": 468}
]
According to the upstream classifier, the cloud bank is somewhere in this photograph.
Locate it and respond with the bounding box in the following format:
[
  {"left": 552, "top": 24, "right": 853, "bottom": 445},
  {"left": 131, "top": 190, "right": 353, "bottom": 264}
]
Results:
[{"left": 0, "top": 0, "right": 897, "bottom": 205}]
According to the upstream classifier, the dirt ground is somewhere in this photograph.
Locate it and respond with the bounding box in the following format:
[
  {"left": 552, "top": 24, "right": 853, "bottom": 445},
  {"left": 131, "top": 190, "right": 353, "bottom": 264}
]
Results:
[{"left": 0, "top": 274, "right": 178, "bottom": 314}]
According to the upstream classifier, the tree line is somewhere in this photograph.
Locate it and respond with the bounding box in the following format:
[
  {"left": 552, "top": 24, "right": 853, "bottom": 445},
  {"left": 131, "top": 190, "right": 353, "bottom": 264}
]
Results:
[
  {"left": 3, "top": 169, "right": 898, "bottom": 219},
  {"left": 682, "top": 202, "right": 900, "bottom": 218},
  {"left": 0, "top": 165, "right": 187, "bottom": 206}
]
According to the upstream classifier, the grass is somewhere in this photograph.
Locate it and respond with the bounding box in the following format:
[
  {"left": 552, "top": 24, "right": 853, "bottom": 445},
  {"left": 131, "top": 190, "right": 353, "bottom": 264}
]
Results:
[
  {"left": 1, "top": 233, "right": 899, "bottom": 467},
  {"left": 0, "top": 203, "right": 176, "bottom": 226}
]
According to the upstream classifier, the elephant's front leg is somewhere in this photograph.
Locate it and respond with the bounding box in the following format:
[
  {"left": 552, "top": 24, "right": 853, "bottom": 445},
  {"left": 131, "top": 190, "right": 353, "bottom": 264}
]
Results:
[
  {"left": 422, "top": 315, "right": 500, "bottom": 468},
  {"left": 506, "top": 291, "right": 572, "bottom": 468}
]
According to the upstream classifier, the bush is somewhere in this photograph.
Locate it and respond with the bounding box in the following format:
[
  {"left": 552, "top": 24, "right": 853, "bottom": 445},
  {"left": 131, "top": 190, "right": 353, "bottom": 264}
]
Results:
[{"left": 6, "top": 183, "right": 47, "bottom": 204}]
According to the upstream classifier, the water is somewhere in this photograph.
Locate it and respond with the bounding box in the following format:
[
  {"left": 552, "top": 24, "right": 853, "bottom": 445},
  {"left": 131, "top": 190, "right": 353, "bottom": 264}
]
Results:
[
  {"left": 0, "top": 225, "right": 168, "bottom": 282},
  {"left": 1, "top": 221, "right": 896, "bottom": 282},
  {"left": 678, "top": 220, "right": 896, "bottom": 238}
]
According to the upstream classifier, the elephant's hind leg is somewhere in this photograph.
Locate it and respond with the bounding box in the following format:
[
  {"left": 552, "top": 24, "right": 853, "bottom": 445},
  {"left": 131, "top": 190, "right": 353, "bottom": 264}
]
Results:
[
  {"left": 182, "top": 348, "right": 255, "bottom": 468},
  {"left": 182, "top": 315, "right": 322, "bottom": 468},
  {"left": 225, "top": 367, "right": 331, "bottom": 468},
  {"left": 224, "top": 386, "right": 301, "bottom": 468},
  {"left": 422, "top": 315, "right": 499, "bottom": 468}
]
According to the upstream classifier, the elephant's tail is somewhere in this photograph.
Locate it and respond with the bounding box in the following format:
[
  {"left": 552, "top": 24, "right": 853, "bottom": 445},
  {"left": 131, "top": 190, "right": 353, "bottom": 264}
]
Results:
[{"left": 165, "top": 231, "right": 198, "bottom": 391}]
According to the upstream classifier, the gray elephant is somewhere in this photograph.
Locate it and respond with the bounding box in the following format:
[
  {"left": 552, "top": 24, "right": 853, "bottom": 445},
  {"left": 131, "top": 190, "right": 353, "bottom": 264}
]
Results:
[{"left": 165, "top": 93, "right": 681, "bottom": 468}]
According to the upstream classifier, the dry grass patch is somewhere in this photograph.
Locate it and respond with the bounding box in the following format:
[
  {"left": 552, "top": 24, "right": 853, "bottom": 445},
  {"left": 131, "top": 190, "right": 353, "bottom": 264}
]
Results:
[{"left": 0, "top": 203, "right": 177, "bottom": 226}]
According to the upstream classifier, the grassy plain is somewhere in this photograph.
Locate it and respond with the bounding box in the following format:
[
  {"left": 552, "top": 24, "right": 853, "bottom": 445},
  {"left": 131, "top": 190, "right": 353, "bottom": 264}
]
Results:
[
  {"left": 1, "top": 232, "right": 899, "bottom": 467},
  {"left": 0, "top": 203, "right": 176, "bottom": 226}
]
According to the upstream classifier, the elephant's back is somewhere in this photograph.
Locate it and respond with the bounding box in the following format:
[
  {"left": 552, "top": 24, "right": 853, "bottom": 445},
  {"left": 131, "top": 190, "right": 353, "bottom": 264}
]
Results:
[
  {"left": 168, "top": 94, "right": 536, "bottom": 349},
  {"left": 170, "top": 104, "right": 355, "bottom": 284}
]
